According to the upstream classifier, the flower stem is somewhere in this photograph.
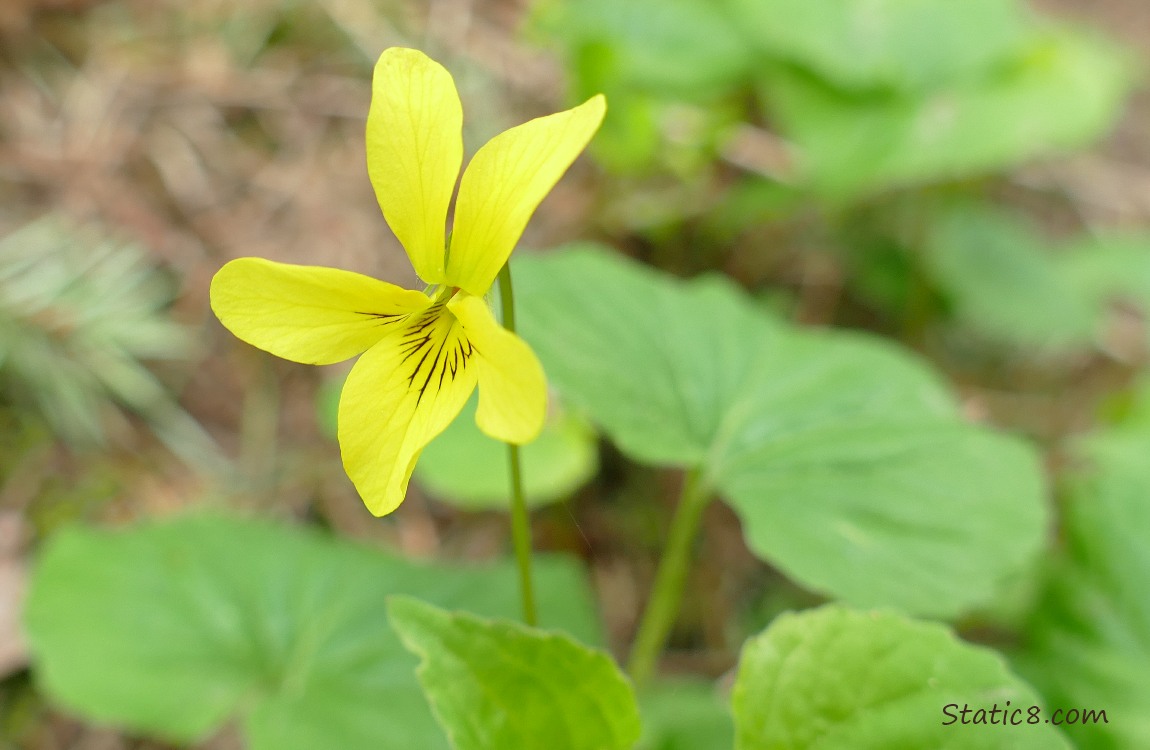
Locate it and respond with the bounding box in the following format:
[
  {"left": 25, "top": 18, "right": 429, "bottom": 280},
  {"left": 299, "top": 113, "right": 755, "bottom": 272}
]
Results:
[
  {"left": 497, "top": 264, "right": 538, "bottom": 626},
  {"left": 627, "top": 468, "right": 713, "bottom": 686},
  {"left": 506, "top": 443, "right": 537, "bottom": 626}
]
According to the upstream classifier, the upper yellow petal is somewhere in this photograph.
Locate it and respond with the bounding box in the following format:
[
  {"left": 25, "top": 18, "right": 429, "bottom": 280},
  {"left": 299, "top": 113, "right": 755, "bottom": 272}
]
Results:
[
  {"left": 338, "top": 302, "right": 479, "bottom": 515},
  {"left": 366, "top": 47, "right": 462, "bottom": 284},
  {"left": 210, "top": 257, "right": 431, "bottom": 365},
  {"left": 447, "top": 293, "right": 546, "bottom": 444},
  {"left": 445, "top": 94, "right": 606, "bottom": 295}
]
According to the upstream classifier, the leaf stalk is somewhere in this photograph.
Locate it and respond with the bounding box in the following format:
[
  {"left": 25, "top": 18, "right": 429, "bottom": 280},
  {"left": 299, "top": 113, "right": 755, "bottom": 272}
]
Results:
[{"left": 627, "top": 468, "right": 713, "bottom": 686}]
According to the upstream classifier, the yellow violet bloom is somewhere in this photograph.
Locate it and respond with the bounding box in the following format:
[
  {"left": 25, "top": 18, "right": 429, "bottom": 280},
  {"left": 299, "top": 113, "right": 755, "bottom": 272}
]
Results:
[{"left": 210, "top": 48, "right": 605, "bottom": 516}]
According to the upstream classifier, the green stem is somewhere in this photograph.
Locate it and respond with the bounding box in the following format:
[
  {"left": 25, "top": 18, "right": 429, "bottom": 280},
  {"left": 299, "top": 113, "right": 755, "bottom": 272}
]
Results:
[
  {"left": 497, "top": 264, "right": 538, "bottom": 626},
  {"left": 627, "top": 468, "right": 713, "bottom": 686},
  {"left": 506, "top": 443, "right": 537, "bottom": 626}
]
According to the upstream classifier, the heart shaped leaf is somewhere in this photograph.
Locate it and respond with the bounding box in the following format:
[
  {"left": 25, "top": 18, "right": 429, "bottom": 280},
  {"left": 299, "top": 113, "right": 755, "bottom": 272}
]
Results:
[
  {"left": 733, "top": 606, "right": 1072, "bottom": 749},
  {"left": 515, "top": 246, "right": 1048, "bottom": 618},
  {"left": 24, "top": 515, "right": 602, "bottom": 749}
]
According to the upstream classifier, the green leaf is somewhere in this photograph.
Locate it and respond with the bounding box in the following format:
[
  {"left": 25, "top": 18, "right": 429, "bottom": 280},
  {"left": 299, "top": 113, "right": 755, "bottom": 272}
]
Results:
[
  {"left": 388, "top": 597, "right": 641, "bottom": 750},
  {"left": 638, "top": 680, "right": 733, "bottom": 750},
  {"left": 1018, "top": 425, "right": 1150, "bottom": 749},
  {"left": 1059, "top": 232, "right": 1150, "bottom": 300},
  {"left": 529, "top": 0, "right": 751, "bottom": 99},
  {"left": 522, "top": 247, "right": 792, "bottom": 468},
  {"left": 1099, "top": 375, "right": 1150, "bottom": 431},
  {"left": 527, "top": 0, "right": 750, "bottom": 176},
  {"left": 732, "top": 0, "right": 1029, "bottom": 91},
  {"left": 733, "top": 605, "right": 1072, "bottom": 750},
  {"left": 763, "top": 28, "right": 1130, "bottom": 196},
  {"left": 722, "top": 418, "right": 1046, "bottom": 616},
  {"left": 578, "top": 87, "right": 664, "bottom": 175},
  {"left": 516, "top": 246, "right": 1048, "bottom": 618},
  {"left": 1056, "top": 232, "right": 1150, "bottom": 341},
  {"left": 24, "top": 515, "right": 602, "bottom": 749},
  {"left": 415, "top": 394, "right": 599, "bottom": 510},
  {"left": 924, "top": 206, "right": 1099, "bottom": 349}
]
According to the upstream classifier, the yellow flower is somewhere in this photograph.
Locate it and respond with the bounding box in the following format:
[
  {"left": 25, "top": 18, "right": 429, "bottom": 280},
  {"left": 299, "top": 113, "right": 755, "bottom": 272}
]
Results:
[{"left": 210, "top": 48, "right": 605, "bottom": 516}]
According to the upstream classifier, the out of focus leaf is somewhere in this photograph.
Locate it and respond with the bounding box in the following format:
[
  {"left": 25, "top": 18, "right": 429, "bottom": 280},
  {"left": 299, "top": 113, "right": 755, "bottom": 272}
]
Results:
[
  {"left": 763, "top": 29, "right": 1130, "bottom": 196},
  {"left": 1056, "top": 233, "right": 1150, "bottom": 341},
  {"left": 25, "top": 516, "right": 602, "bottom": 750},
  {"left": 638, "top": 680, "right": 733, "bottom": 750},
  {"left": 388, "top": 597, "right": 640, "bottom": 750},
  {"left": 528, "top": 0, "right": 750, "bottom": 175},
  {"left": 1058, "top": 233, "right": 1150, "bottom": 299},
  {"left": 516, "top": 246, "right": 1048, "bottom": 618},
  {"left": 582, "top": 89, "right": 664, "bottom": 174},
  {"left": 1100, "top": 376, "right": 1150, "bottom": 431},
  {"left": 416, "top": 394, "right": 599, "bottom": 510},
  {"left": 840, "top": 230, "right": 921, "bottom": 316},
  {"left": 732, "top": 0, "right": 1029, "bottom": 91},
  {"left": 733, "top": 606, "right": 1072, "bottom": 749},
  {"left": 925, "top": 206, "right": 1099, "bottom": 349},
  {"left": 1018, "top": 422, "right": 1150, "bottom": 750},
  {"left": 703, "top": 178, "right": 807, "bottom": 238},
  {"left": 530, "top": 0, "right": 751, "bottom": 99}
]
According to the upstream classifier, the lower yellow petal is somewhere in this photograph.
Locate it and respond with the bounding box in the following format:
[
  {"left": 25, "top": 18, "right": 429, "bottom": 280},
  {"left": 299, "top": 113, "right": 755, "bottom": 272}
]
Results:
[
  {"left": 210, "top": 257, "right": 431, "bottom": 365},
  {"left": 338, "top": 302, "right": 479, "bottom": 515},
  {"left": 447, "top": 293, "right": 546, "bottom": 444}
]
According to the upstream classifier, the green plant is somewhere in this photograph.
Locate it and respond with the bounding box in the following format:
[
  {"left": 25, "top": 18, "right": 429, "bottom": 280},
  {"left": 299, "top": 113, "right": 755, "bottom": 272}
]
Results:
[
  {"left": 17, "top": 3, "right": 1150, "bottom": 745},
  {"left": 0, "top": 217, "right": 218, "bottom": 466}
]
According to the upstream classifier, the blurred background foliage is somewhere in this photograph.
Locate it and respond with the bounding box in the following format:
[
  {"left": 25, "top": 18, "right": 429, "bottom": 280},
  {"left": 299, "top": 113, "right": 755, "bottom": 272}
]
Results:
[{"left": 1, "top": 0, "right": 1150, "bottom": 747}]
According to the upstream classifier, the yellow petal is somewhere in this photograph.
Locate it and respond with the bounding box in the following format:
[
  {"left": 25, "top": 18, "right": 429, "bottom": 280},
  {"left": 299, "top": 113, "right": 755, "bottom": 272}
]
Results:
[
  {"left": 447, "top": 293, "right": 546, "bottom": 444},
  {"left": 210, "top": 257, "right": 431, "bottom": 365},
  {"left": 366, "top": 48, "right": 462, "bottom": 284},
  {"left": 338, "top": 302, "right": 479, "bottom": 515},
  {"left": 445, "top": 94, "right": 606, "bottom": 295}
]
